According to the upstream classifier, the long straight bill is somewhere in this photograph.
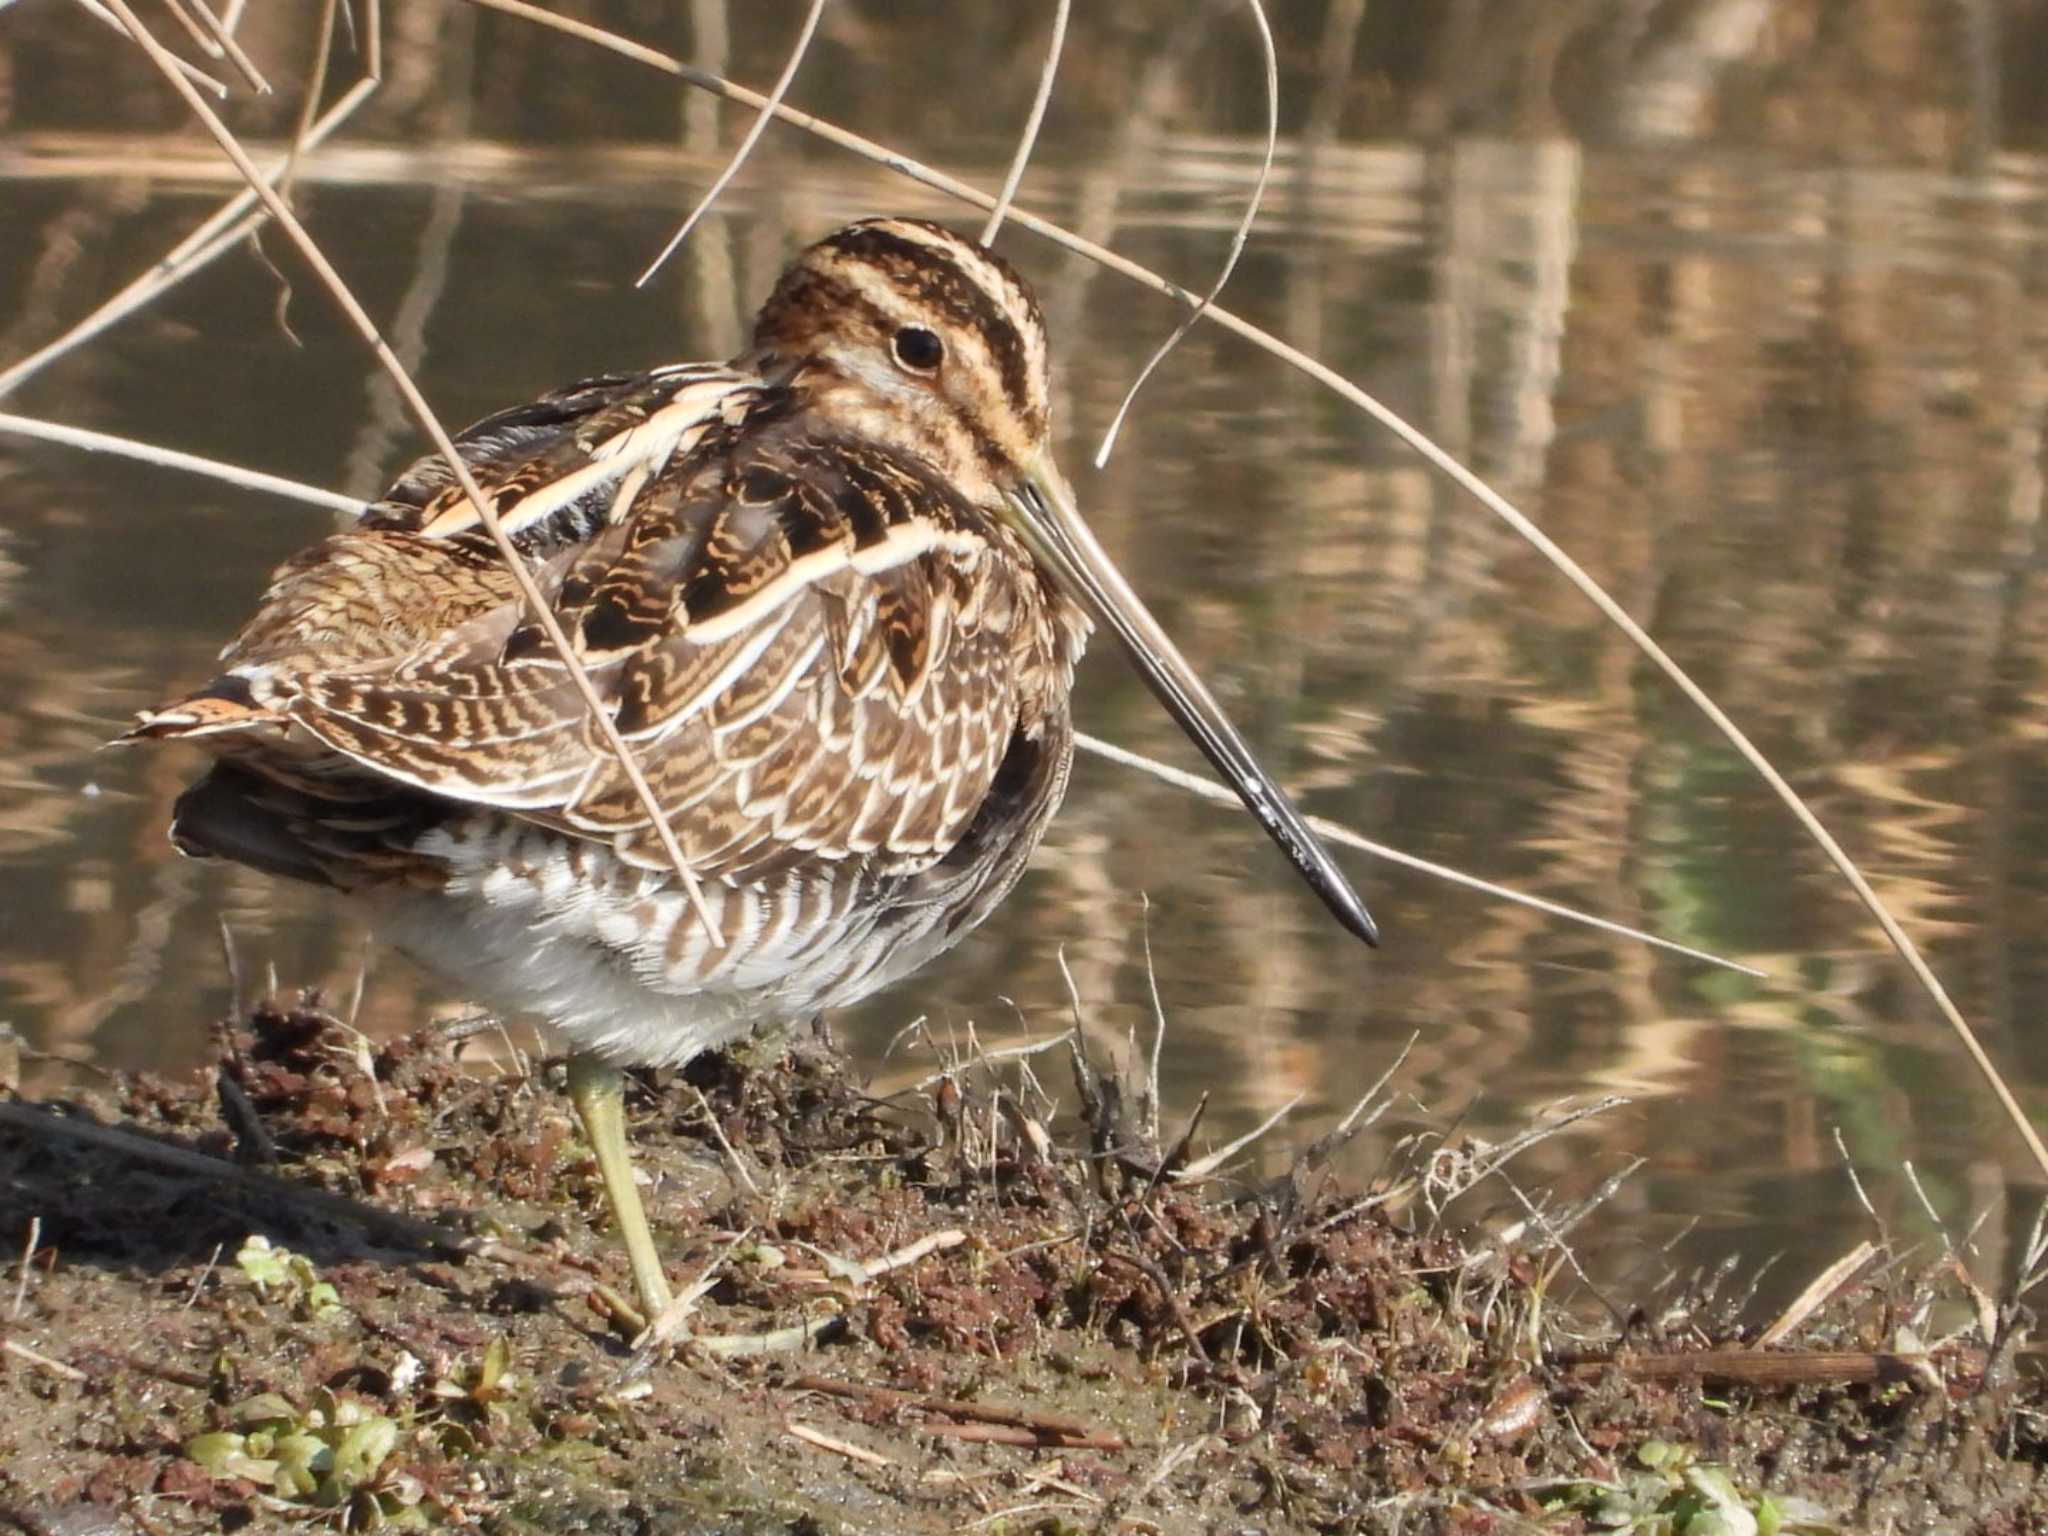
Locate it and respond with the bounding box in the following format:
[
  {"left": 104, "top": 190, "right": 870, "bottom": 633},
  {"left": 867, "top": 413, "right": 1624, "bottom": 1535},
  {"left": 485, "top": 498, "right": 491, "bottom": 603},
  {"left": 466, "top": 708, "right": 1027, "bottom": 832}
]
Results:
[{"left": 1006, "top": 457, "right": 1380, "bottom": 947}]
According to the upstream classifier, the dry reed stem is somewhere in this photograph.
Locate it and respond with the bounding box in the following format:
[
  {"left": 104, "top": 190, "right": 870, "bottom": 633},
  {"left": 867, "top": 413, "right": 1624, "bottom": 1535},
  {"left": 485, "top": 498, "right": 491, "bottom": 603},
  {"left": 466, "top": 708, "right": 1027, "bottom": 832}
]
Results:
[
  {"left": 0, "top": 412, "right": 365, "bottom": 512},
  {"left": 1094, "top": 0, "right": 1277, "bottom": 468},
  {"left": 1176, "top": 1092, "right": 1300, "bottom": 1182},
  {"left": 101, "top": 0, "right": 727, "bottom": 946},
  {"left": 453, "top": 0, "right": 2048, "bottom": 1183},
  {"left": 785, "top": 1420, "right": 893, "bottom": 1467},
  {"left": 165, "top": 0, "right": 269, "bottom": 92},
  {"left": 1563, "top": 1347, "right": 1949, "bottom": 1390},
  {"left": 634, "top": 0, "right": 827, "bottom": 289},
  {"left": 10, "top": 1217, "right": 39, "bottom": 1321},
  {"left": 788, "top": 1373, "right": 1126, "bottom": 1449},
  {"left": 637, "top": 1227, "right": 750, "bottom": 1353},
  {"left": 1, "top": 1338, "right": 88, "bottom": 1381},
  {"left": 278, "top": 0, "right": 340, "bottom": 204},
  {"left": 908, "top": 1031, "right": 1073, "bottom": 1092},
  {"left": 686, "top": 1083, "right": 763, "bottom": 1199},
  {"left": 1132, "top": 898, "right": 1165, "bottom": 1142},
  {"left": 71, "top": 0, "right": 227, "bottom": 96},
  {"left": 1756, "top": 1241, "right": 1880, "bottom": 1349},
  {"left": 860, "top": 1227, "right": 966, "bottom": 1278},
  {"left": 1076, "top": 734, "right": 1757, "bottom": 974},
  {"left": 978, "top": 0, "right": 1069, "bottom": 246},
  {"left": 690, "top": 1314, "right": 844, "bottom": 1358}
]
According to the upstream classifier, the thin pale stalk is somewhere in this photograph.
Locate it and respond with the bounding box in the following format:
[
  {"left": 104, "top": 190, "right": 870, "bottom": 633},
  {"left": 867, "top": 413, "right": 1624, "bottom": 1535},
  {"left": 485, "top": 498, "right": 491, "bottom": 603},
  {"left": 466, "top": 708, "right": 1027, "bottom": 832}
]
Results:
[
  {"left": 978, "top": 0, "right": 1069, "bottom": 246},
  {"left": 1093, "top": 0, "right": 1276, "bottom": 467},
  {"left": 1176, "top": 1092, "right": 1301, "bottom": 1182},
  {"left": 0, "top": 412, "right": 365, "bottom": 513},
  {"left": 102, "top": 0, "right": 725, "bottom": 948},
  {"left": 634, "top": 0, "right": 827, "bottom": 289},
  {"left": 280, "top": 0, "right": 341, "bottom": 202},
  {"left": 455, "top": 0, "right": 2045, "bottom": 1183},
  {"left": 158, "top": 0, "right": 227, "bottom": 64},
  {"left": 183, "top": 0, "right": 271, "bottom": 91},
  {"left": 73, "top": 0, "right": 228, "bottom": 95},
  {"left": 1076, "top": 732, "right": 1759, "bottom": 976}
]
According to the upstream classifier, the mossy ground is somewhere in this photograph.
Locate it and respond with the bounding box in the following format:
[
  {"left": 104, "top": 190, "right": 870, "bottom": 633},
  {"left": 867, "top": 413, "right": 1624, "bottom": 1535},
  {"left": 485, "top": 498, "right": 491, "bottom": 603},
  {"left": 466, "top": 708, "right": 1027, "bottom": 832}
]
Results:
[{"left": 0, "top": 996, "right": 2042, "bottom": 1534}]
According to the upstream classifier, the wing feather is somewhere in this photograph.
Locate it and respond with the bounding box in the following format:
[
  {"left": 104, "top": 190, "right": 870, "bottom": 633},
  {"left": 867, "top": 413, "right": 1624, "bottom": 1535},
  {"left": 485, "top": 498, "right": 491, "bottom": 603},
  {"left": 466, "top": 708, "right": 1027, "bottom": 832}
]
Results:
[{"left": 273, "top": 410, "right": 1048, "bottom": 887}]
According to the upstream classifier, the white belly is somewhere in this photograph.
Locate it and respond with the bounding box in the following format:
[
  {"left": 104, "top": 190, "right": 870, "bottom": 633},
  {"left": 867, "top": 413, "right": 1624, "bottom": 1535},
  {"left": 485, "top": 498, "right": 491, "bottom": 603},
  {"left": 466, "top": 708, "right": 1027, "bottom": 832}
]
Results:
[{"left": 371, "top": 819, "right": 961, "bottom": 1067}]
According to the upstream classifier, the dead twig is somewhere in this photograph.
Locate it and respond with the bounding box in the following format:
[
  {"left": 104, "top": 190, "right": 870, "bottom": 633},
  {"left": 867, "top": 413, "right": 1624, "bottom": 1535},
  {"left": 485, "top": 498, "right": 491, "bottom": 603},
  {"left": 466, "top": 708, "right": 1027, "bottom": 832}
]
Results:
[
  {"left": 978, "top": 0, "right": 1068, "bottom": 245},
  {"left": 9, "top": 1219, "right": 38, "bottom": 1320},
  {"left": 1, "top": 1338, "right": 88, "bottom": 1382},
  {"left": 924, "top": 1421, "right": 1122, "bottom": 1450},
  {"left": 1093, "top": 0, "right": 1276, "bottom": 468},
  {"left": 80, "top": 1348, "right": 212, "bottom": 1390},
  {"left": 1105, "top": 1237, "right": 1213, "bottom": 1372},
  {"left": 1077, "top": 738, "right": 1756, "bottom": 975},
  {"left": 1177, "top": 1092, "right": 1297, "bottom": 1183},
  {"left": 862, "top": 1227, "right": 967, "bottom": 1279},
  {"left": 691, "top": 1314, "right": 845, "bottom": 1358},
  {"left": 686, "top": 1084, "right": 763, "bottom": 1200},
  {"left": 789, "top": 1373, "right": 1127, "bottom": 1450},
  {"left": 786, "top": 1420, "right": 893, "bottom": 1466},
  {"left": 1561, "top": 1347, "right": 1956, "bottom": 1391},
  {"left": 214, "top": 1066, "right": 278, "bottom": 1167},
  {"left": 168, "top": 0, "right": 271, "bottom": 91},
  {"left": 0, "top": 412, "right": 365, "bottom": 512},
  {"left": 1755, "top": 1242, "right": 1881, "bottom": 1349},
  {"left": 71, "top": 0, "right": 228, "bottom": 95},
  {"left": 635, "top": 0, "right": 828, "bottom": 288}
]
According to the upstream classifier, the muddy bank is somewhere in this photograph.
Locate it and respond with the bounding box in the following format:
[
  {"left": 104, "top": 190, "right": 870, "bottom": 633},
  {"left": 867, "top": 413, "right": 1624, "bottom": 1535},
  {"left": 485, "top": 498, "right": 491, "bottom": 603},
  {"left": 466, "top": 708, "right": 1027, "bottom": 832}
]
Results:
[{"left": 0, "top": 997, "right": 2042, "bottom": 1533}]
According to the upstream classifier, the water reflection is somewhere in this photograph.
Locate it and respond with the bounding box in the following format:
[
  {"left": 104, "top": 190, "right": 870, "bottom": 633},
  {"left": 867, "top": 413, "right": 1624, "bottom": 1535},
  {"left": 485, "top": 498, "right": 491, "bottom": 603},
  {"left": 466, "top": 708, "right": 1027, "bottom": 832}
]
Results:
[{"left": 2, "top": 0, "right": 2045, "bottom": 1311}]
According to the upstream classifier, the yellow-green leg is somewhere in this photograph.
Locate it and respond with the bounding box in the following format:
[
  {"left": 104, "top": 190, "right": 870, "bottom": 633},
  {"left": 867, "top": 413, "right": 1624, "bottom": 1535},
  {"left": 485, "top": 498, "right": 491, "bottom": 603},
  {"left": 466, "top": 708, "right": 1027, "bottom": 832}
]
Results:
[{"left": 565, "top": 1052, "right": 673, "bottom": 1317}]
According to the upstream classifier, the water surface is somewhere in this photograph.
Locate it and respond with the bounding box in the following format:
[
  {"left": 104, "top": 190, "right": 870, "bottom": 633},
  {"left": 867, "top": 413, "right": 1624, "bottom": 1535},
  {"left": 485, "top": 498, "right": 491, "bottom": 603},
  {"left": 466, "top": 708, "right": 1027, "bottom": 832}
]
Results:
[{"left": 3, "top": 0, "right": 2046, "bottom": 1312}]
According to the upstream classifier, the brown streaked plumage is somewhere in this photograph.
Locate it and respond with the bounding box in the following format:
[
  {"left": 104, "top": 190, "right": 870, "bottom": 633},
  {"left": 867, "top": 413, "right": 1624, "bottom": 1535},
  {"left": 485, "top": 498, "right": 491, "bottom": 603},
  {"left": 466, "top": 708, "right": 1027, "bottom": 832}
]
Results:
[{"left": 126, "top": 218, "right": 1375, "bottom": 1323}]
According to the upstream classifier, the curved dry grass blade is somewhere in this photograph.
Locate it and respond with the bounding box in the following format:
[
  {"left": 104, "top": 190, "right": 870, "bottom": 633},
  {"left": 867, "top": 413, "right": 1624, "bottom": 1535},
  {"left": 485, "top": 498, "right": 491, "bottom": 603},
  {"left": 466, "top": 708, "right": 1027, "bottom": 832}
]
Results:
[
  {"left": 1093, "top": 0, "right": 1277, "bottom": 469},
  {"left": 978, "top": 0, "right": 1069, "bottom": 247},
  {"left": 1075, "top": 732, "right": 1761, "bottom": 978},
  {"left": 0, "top": 412, "right": 365, "bottom": 513},
  {"left": 0, "top": 66, "right": 379, "bottom": 397},
  {"left": 101, "top": 0, "right": 726, "bottom": 949},
  {"left": 634, "top": 0, "right": 828, "bottom": 290}
]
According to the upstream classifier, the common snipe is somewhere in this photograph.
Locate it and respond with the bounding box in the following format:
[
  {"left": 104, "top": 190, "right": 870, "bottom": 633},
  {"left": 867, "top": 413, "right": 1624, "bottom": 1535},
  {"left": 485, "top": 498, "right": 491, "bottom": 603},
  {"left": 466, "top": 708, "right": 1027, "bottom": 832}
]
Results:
[{"left": 125, "top": 218, "right": 1376, "bottom": 1321}]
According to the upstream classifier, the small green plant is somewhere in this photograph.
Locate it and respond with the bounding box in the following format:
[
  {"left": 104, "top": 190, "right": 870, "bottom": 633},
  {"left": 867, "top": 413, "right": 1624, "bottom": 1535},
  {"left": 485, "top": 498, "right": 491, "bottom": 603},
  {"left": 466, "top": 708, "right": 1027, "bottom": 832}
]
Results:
[
  {"left": 235, "top": 1234, "right": 346, "bottom": 1321},
  {"left": 1539, "top": 1440, "right": 1838, "bottom": 1535},
  {"left": 185, "top": 1388, "right": 426, "bottom": 1527}
]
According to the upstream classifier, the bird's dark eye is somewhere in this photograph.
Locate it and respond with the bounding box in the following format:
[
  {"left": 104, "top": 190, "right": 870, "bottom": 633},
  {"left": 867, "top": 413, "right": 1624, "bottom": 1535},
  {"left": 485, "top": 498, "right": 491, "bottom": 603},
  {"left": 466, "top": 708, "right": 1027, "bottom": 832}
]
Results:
[{"left": 891, "top": 325, "right": 945, "bottom": 373}]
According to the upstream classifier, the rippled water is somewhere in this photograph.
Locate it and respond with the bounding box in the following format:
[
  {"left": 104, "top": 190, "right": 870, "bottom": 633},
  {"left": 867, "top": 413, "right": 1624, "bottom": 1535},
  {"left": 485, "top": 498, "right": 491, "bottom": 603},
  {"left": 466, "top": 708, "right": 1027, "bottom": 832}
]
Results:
[{"left": 4, "top": 0, "right": 2047, "bottom": 1310}]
